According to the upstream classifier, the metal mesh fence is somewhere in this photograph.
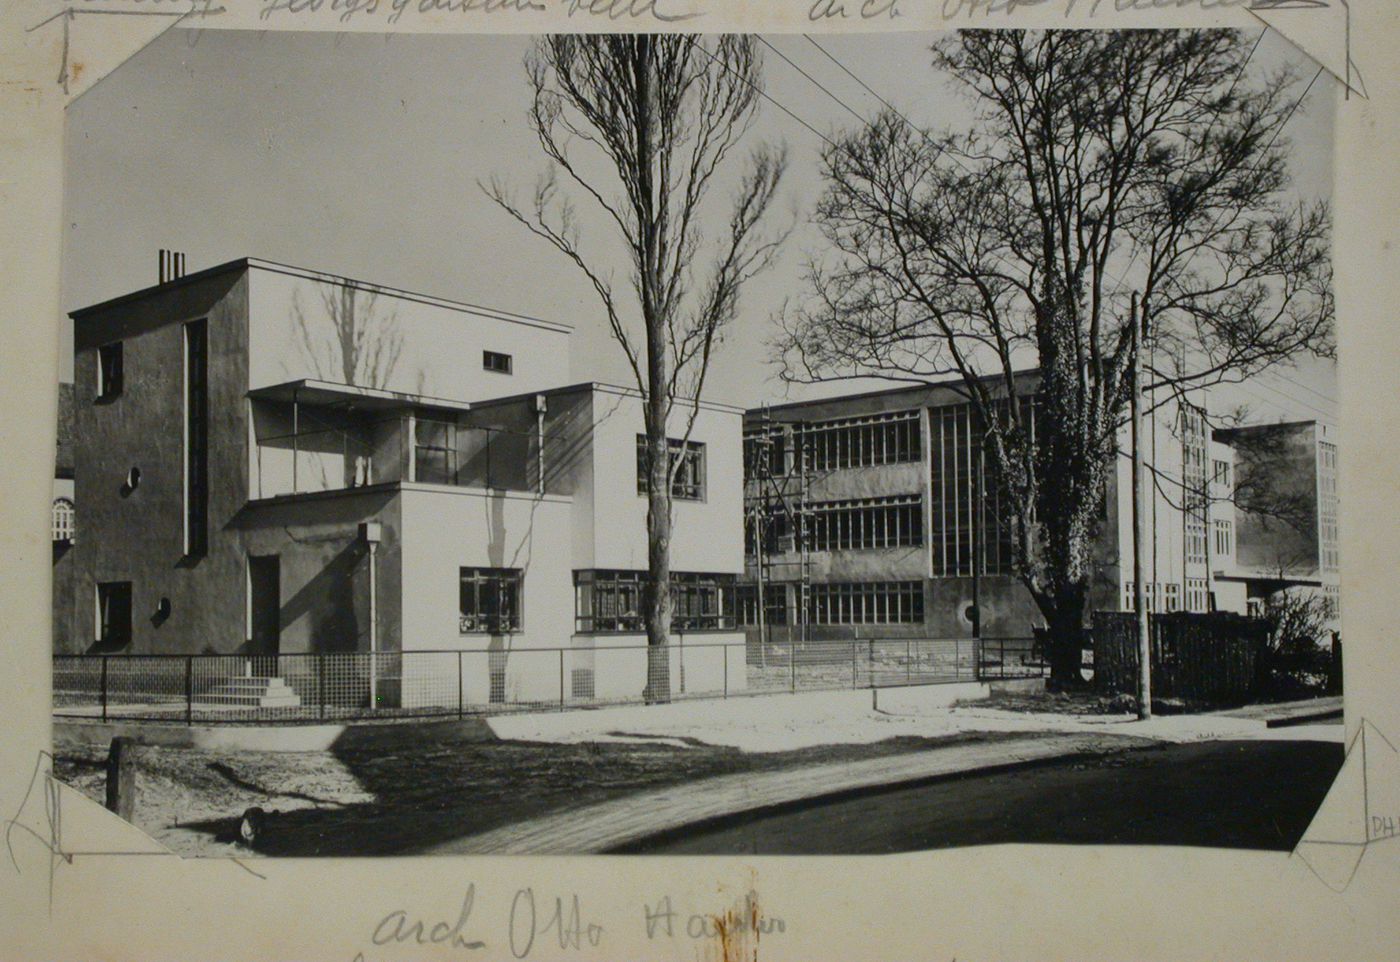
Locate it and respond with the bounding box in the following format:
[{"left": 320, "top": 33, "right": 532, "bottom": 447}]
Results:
[{"left": 53, "top": 636, "right": 1042, "bottom": 724}]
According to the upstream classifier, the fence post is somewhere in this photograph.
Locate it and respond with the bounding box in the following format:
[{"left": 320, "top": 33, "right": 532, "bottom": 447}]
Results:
[
  {"left": 559, "top": 648, "right": 566, "bottom": 708},
  {"left": 868, "top": 637, "right": 874, "bottom": 689},
  {"left": 318, "top": 655, "right": 326, "bottom": 719},
  {"left": 723, "top": 644, "right": 728, "bottom": 699},
  {"left": 851, "top": 637, "right": 857, "bottom": 689},
  {"left": 956, "top": 637, "right": 961, "bottom": 681},
  {"left": 184, "top": 656, "right": 193, "bottom": 724},
  {"left": 789, "top": 639, "right": 796, "bottom": 693},
  {"left": 906, "top": 638, "right": 912, "bottom": 686},
  {"left": 458, "top": 650, "right": 464, "bottom": 717},
  {"left": 105, "top": 737, "right": 136, "bottom": 821},
  {"left": 100, "top": 657, "right": 108, "bottom": 722}
]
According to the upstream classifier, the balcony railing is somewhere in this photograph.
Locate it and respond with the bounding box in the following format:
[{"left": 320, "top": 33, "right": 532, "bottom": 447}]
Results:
[{"left": 253, "top": 415, "right": 543, "bottom": 499}]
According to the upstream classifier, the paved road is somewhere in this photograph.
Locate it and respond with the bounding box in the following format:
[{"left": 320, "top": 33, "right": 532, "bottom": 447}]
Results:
[
  {"left": 613, "top": 738, "right": 1343, "bottom": 854},
  {"left": 432, "top": 732, "right": 1150, "bottom": 855}
]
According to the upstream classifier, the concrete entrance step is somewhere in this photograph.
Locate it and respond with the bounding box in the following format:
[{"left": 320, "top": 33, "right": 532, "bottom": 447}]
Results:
[{"left": 194, "top": 676, "right": 303, "bottom": 709}]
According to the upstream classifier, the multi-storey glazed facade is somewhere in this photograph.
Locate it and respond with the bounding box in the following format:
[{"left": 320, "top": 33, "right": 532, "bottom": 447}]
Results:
[{"left": 742, "top": 374, "right": 1338, "bottom": 643}]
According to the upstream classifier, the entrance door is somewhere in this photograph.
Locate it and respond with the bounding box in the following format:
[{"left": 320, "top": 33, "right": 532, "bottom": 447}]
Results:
[
  {"left": 94, "top": 581, "right": 132, "bottom": 653},
  {"left": 248, "top": 556, "right": 281, "bottom": 668}
]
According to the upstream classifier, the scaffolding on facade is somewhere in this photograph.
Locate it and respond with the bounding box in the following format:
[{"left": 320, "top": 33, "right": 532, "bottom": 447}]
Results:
[{"left": 744, "top": 403, "right": 815, "bottom": 658}]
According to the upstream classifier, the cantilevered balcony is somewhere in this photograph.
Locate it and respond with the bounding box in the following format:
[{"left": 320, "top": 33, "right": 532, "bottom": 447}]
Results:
[{"left": 249, "top": 380, "right": 546, "bottom": 500}]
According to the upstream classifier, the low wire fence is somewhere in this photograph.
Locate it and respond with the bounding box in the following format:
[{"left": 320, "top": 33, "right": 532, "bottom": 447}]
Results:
[{"left": 53, "top": 636, "right": 1045, "bottom": 724}]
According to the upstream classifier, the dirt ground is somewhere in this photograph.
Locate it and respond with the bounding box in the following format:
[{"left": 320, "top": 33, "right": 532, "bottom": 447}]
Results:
[
  {"left": 52, "top": 727, "right": 1048, "bottom": 858},
  {"left": 956, "top": 688, "right": 1135, "bottom": 715}
]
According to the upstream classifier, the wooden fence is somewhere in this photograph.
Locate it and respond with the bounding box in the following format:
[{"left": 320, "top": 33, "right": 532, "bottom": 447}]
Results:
[{"left": 1091, "top": 611, "right": 1269, "bottom": 705}]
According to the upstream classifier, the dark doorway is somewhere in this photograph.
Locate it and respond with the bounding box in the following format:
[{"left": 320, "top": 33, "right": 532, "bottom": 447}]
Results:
[
  {"left": 248, "top": 555, "right": 281, "bottom": 659},
  {"left": 92, "top": 581, "right": 132, "bottom": 653}
]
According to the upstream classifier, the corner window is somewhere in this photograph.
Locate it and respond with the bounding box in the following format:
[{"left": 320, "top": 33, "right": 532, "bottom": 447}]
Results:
[
  {"left": 483, "top": 350, "right": 513, "bottom": 375},
  {"left": 573, "top": 570, "right": 736, "bottom": 633},
  {"left": 636, "top": 435, "right": 706, "bottom": 501},
  {"left": 97, "top": 343, "right": 123, "bottom": 401},
  {"left": 459, "top": 568, "right": 523, "bottom": 633}
]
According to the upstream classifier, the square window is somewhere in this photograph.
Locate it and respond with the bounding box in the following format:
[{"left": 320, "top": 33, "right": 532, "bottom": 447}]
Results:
[
  {"left": 97, "top": 343, "right": 123, "bottom": 401},
  {"left": 459, "top": 568, "right": 523, "bottom": 633},
  {"left": 636, "top": 435, "right": 706, "bottom": 501}
]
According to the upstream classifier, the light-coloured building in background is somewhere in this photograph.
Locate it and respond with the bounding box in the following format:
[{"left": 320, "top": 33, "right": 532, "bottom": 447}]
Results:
[{"left": 57, "top": 258, "right": 745, "bottom": 706}]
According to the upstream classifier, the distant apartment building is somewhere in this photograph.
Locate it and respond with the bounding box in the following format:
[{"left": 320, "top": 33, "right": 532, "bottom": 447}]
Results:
[
  {"left": 57, "top": 257, "right": 745, "bottom": 705},
  {"left": 741, "top": 375, "right": 1338, "bottom": 642},
  {"left": 1212, "top": 420, "right": 1341, "bottom": 619}
]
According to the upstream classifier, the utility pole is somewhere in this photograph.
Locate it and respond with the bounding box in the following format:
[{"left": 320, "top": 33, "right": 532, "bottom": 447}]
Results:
[
  {"left": 1130, "top": 291, "right": 1152, "bottom": 719},
  {"left": 971, "top": 443, "right": 983, "bottom": 641}
]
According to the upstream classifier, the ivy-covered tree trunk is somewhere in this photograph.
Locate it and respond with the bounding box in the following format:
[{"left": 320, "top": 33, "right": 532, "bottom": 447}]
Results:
[{"left": 1022, "top": 277, "right": 1112, "bottom": 688}]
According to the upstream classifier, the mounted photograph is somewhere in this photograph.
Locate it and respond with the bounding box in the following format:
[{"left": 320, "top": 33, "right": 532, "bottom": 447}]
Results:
[{"left": 48, "top": 26, "right": 1344, "bottom": 858}]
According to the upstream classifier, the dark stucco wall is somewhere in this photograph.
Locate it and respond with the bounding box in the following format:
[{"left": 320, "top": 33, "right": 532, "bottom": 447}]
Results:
[
  {"left": 65, "top": 268, "right": 251, "bottom": 654},
  {"left": 235, "top": 488, "right": 403, "bottom": 656}
]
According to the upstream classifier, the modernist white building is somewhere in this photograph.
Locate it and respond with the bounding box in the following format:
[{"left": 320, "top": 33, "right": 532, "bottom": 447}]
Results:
[{"left": 58, "top": 257, "right": 745, "bottom": 707}]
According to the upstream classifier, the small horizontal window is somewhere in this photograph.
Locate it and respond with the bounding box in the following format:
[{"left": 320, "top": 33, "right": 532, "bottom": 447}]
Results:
[{"left": 483, "top": 350, "right": 513, "bottom": 375}]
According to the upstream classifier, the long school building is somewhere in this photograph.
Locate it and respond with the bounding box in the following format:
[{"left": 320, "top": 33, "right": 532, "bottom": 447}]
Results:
[{"left": 740, "top": 377, "right": 1338, "bottom": 644}]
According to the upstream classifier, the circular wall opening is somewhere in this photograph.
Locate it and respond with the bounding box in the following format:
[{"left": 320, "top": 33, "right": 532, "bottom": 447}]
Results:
[{"left": 126, "top": 466, "right": 141, "bottom": 490}]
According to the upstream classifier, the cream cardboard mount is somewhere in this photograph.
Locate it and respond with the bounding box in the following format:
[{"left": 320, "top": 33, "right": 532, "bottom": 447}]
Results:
[{"left": 1, "top": 3, "right": 1396, "bottom": 961}]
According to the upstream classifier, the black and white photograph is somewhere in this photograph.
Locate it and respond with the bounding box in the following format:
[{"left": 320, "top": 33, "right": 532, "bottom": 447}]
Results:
[{"left": 41, "top": 22, "right": 1350, "bottom": 868}]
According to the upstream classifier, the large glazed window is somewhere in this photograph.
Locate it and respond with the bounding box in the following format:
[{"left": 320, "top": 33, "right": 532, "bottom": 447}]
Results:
[{"left": 574, "top": 570, "right": 736, "bottom": 633}]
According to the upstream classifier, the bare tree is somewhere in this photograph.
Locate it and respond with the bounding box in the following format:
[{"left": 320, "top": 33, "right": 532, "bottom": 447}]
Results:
[
  {"left": 776, "top": 30, "right": 1333, "bottom": 685},
  {"left": 486, "top": 35, "right": 788, "bottom": 701}
]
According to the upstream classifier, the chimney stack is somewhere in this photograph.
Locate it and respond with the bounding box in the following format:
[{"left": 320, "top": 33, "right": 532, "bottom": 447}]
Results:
[{"left": 158, "top": 249, "right": 187, "bottom": 285}]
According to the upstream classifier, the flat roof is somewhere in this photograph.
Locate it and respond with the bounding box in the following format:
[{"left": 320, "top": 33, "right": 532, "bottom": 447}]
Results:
[
  {"left": 248, "top": 379, "right": 475, "bottom": 414},
  {"left": 69, "top": 257, "right": 573, "bottom": 335},
  {"left": 467, "top": 380, "right": 748, "bottom": 416},
  {"left": 747, "top": 369, "right": 1041, "bottom": 419}
]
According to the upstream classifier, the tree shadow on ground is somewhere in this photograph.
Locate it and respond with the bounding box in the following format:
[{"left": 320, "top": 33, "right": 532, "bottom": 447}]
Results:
[
  {"left": 176, "top": 722, "right": 749, "bottom": 857},
  {"left": 172, "top": 729, "right": 1042, "bottom": 857}
]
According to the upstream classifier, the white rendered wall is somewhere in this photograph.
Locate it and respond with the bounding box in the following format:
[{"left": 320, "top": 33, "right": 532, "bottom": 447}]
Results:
[
  {"left": 396, "top": 485, "right": 574, "bottom": 705},
  {"left": 246, "top": 263, "right": 570, "bottom": 402},
  {"left": 582, "top": 387, "right": 745, "bottom": 576}
]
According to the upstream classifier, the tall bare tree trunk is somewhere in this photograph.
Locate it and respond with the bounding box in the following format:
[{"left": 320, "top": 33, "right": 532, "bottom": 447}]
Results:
[
  {"left": 644, "top": 415, "right": 673, "bottom": 703},
  {"left": 635, "top": 36, "right": 673, "bottom": 705}
]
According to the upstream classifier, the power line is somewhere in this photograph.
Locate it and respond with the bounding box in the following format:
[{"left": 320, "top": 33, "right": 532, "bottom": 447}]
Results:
[
  {"left": 758, "top": 37, "right": 867, "bottom": 126},
  {"left": 804, "top": 34, "right": 913, "bottom": 123},
  {"left": 1231, "top": 378, "right": 1335, "bottom": 421},
  {"left": 1256, "top": 367, "right": 1337, "bottom": 405},
  {"left": 691, "top": 40, "right": 836, "bottom": 148}
]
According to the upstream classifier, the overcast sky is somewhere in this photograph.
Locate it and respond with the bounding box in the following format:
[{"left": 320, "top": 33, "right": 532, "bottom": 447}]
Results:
[{"left": 62, "top": 28, "right": 1338, "bottom": 423}]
